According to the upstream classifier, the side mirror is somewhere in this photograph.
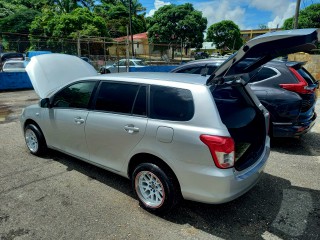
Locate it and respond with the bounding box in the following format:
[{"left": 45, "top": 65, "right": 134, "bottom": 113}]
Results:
[{"left": 40, "top": 98, "right": 51, "bottom": 108}]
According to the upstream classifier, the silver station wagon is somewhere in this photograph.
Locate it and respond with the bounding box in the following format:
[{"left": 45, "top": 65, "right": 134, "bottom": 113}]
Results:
[{"left": 21, "top": 29, "right": 319, "bottom": 214}]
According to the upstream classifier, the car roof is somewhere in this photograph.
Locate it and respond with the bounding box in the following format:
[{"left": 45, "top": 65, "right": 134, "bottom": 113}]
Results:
[{"left": 91, "top": 72, "right": 208, "bottom": 85}]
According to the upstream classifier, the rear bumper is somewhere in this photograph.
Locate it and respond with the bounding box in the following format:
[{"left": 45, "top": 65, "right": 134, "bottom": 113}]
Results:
[
  {"left": 272, "top": 112, "right": 316, "bottom": 137},
  {"left": 180, "top": 137, "right": 270, "bottom": 204}
]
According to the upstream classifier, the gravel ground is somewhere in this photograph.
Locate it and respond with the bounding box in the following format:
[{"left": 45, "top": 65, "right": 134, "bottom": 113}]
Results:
[{"left": 0, "top": 90, "right": 319, "bottom": 240}]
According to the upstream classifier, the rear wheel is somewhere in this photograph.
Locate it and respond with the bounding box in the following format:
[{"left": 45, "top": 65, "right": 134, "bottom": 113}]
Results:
[
  {"left": 24, "top": 124, "right": 47, "bottom": 156},
  {"left": 132, "top": 163, "right": 180, "bottom": 214}
]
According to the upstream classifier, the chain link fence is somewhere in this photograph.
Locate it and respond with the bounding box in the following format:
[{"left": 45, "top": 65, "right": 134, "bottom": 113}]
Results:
[{"left": 0, "top": 32, "right": 196, "bottom": 70}]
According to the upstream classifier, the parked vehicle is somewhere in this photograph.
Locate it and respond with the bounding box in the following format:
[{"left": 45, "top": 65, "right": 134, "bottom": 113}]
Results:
[
  {"left": 172, "top": 59, "right": 318, "bottom": 138},
  {"left": 0, "top": 52, "right": 24, "bottom": 70},
  {"left": 99, "top": 58, "right": 147, "bottom": 74},
  {"left": 194, "top": 51, "right": 209, "bottom": 60},
  {"left": 21, "top": 29, "right": 318, "bottom": 214},
  {"left": 1, "top": 52, "right": 24, "bottom": 62},
  {"left": 2, "top": 60, "right": 26, "bottom": 72}
]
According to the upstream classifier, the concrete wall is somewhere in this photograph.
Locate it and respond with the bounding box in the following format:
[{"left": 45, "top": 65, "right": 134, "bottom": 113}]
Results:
[
  {"left": 0, "top": 72, "right": 32, "bottom": 91},
  {"left": 288, "top": 53, "right": 320, "bottom": 80}
]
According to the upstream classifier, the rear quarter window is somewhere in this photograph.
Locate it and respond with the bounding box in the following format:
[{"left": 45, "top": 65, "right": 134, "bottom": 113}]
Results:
[
  {"left": 150, "top": 86, "right": 194, "bottom": 121},
  {"left": 249, "top": 67, "right": 278, "bottom": 83}
]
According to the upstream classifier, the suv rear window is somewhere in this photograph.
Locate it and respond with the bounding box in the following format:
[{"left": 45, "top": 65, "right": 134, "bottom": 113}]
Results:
[
  {"left": 297, "top": 68, "right": 316, "bottom": 85},
  {"left": 150, "top": 86, "right": 194, "bottom": 121},
  {"left": 249, "top": 67, "right": 278, "bottom": 83}
]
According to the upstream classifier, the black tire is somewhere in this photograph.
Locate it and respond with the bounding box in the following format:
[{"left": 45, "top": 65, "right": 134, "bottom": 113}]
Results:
[
  {"left": 24, "top": 124, "right": 47, "bottom": 156},
  {"left": 132, "top": 163, "right": 181, "bottom": 214}
]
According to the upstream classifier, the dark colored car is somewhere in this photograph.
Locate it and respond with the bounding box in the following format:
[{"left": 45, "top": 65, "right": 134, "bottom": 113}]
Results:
[
  {"left": 171, "top": 59, "right": 318, "bottom": 138},
  {"left": 1, "top": 52, "right": 24, "bottom": 62},
  {"left": 0, "top": 52, "right": 25, "bottom": 70},
  {"left": 194, "top": 51, "right": 209, "bottom": 60}
]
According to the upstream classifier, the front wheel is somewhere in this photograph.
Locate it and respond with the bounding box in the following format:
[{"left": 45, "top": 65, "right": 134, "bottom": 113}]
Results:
[
  {"left": 132, "top": 163, "right": 181, "bottom": 214},
  {"left": 24, "top": 124, "right": 47, "bottom": 156}
]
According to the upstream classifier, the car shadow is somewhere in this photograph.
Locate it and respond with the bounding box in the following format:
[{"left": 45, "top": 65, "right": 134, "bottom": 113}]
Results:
[
  {"left": 270, "top": 131, "right": 320, "bottom": 156},
  {"left": 44, "top": 149, "right": 320, "bottom": 240}
]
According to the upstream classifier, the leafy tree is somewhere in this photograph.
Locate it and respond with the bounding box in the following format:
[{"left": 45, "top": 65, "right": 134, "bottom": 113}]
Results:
[
  {"left": 147, "top": 3, "right": 207, "bottom": 58},
  {"left": 206, "top": 20, "right": 243, "bottom": 51},
  {"left": 30, "top": 7, "right": 110, "bottom": 54},
  {"left": 0, "top": 9, "right": 40, "bottom": 51},
  {"left": 95, "top": 1, "right": 146, "bottom": 38},
  {"left": 282, "top": 3, "right": 320, "bottom": 29}
]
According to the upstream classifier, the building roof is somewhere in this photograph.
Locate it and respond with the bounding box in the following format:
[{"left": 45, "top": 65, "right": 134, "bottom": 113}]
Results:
[{"left": 114, "top": 32, "right": 148, "bottom": 42}]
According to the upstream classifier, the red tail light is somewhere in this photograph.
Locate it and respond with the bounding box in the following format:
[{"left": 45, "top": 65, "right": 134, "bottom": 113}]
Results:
[
  {"left": 279, "top": 67, "right": 314, "bottom": 94},
  {"left": 200, "top": 135, "right": 235, "bottom": 169}
]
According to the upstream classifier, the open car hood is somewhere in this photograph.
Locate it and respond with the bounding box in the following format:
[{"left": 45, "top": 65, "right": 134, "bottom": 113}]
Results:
[
  {"left": 26, "top": 54, "right": 98, "bottom": 98},
  {"left": 207, "top": 28, "right": 319, "bottom": 84}
]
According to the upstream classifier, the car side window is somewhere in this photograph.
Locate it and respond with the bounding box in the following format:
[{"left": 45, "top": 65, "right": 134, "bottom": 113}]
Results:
[
  {"left": 52, "top": 81, "right": 96, "bottom": 109},
  {"left": 176, "top": 66, "right": 202, "bottom": 74},
  {"left": 118, "top": 60, "right": 126, "bottom": 66},
  {"left": 249, "top": 67, "right": 278, "bottom": 83},
  {"left": 132, "top": 86, "right": 147, "bottom": 116},
  {"left": 95, "top": 82, "right": 145, "bottom": 115},
  {"left": 150, "top": 86, "right": 194, "bottom": 121}
]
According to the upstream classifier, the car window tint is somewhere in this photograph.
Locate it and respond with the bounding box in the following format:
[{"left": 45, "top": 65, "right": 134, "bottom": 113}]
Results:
[
  {"left": 207, "top": 66, "right": 219, "bottom": 75},
  {"left": 129, "top": 60, "right": 135, "bottom": 66},
  {"left": 249, "top": 67, "right": 277, "bottom": 83},
  {"left": 150, "top": 86, "right": 194, "bottom": 121},
  {"left": 53, "top": 81, "right": 96, "bottom": 109},
  {"left": 132, "top": 86, "right": 147, "bottom": 116},
  {"left": 95, "top": 82, "right": 139, "bottom": 114},
  {"left": 176, "top": 66, "right": 202, "bottom": 74}
]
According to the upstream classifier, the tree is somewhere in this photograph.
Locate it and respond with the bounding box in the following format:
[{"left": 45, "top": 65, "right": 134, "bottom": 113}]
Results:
[
  {"left": 282, "top": 3, "right": 320, "bottom": 29},
  {"left": 0, "top": 9, "right": 40, "bottom": 51},
  {"left": 206, "top": 20, "right": 243, "bottom": 51},
  {"left": 30, "top": 7, "right": 110, "bottom": 54},
  {"left": 95, "top": 1, "right": 146, "bottom": 38},
  {"left": 147, "top": 3, "right": 207, "bottom": 59}
]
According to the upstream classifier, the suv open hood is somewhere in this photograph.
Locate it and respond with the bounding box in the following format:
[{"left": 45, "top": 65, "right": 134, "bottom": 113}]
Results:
[
  {"left": 26, "top": 54, "right": 98, "bottom": 98},
  {"left": 207, "top": 28, "right": 319, "bottom": 85}
]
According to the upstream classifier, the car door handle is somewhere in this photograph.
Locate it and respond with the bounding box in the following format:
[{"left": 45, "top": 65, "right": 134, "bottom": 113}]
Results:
[
  {"left": 124, "top": 124, "right": 139, "bottom": 134},
  {"left": 74, "top": 117, "right": 85, "bottom": 124}
]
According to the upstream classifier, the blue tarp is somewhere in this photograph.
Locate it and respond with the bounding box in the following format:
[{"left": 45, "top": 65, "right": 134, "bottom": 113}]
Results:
[{"left": 0, "top": 72, "right": 32, "bottom": 91}]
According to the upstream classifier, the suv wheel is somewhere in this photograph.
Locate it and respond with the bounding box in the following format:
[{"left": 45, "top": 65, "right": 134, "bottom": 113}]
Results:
[
  {"left": 132, "top": 163, "right": 180, "bottom": 214},
  {"left": 24, "top": 124, "right": 47, "bottom": 156}
]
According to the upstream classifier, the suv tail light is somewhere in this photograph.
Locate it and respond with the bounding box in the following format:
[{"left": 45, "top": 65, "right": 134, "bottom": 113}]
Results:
[
  {"left": 200, "top": 135, "right": 235, "bottom": 169},
  {"left": 279, "top": 67, "right": 315, "bottom": 94}
]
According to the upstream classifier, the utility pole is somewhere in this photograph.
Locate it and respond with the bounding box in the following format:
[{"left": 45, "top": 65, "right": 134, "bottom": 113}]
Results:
[
  {"left": 294, "top": 0, "right": 301, "bottom": 29},
  {"left": 129, "top": 0, "right": 134, "bottom": 57},
  {"left": 77, "top": 32, "right": 81, "bottom": 57}
]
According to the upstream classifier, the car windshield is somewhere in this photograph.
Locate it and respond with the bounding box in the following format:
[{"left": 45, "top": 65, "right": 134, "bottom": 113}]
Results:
[
  {"left": 4, "top": 62, "right": 25, "bottom": 69},
  {"left": 134, "top": 60, "right": 147, "bottom": 66}
]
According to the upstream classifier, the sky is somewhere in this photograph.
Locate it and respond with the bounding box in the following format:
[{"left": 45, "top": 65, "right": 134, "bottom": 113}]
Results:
[{"left": 140, "top": 0, "right": 319, "bottom": 30}]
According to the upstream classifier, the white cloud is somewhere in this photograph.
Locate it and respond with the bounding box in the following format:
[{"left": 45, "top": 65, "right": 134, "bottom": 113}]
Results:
[
  {"left": 267, "top": 3, "right": 296, "bottom": 28},
  {"left": 195, "top": 1, "right": 247, "bottom": 29},
  {"left": 249, "top": 0, "right": 296, "bottom": 28},
  {"left": 146, "top": 0, "right": 171, "bottom": 17}
]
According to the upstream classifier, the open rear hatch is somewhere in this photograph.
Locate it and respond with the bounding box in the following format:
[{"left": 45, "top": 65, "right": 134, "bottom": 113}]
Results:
[{"left": 208, "top": 29, "right": 319, "bottom": 171}]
